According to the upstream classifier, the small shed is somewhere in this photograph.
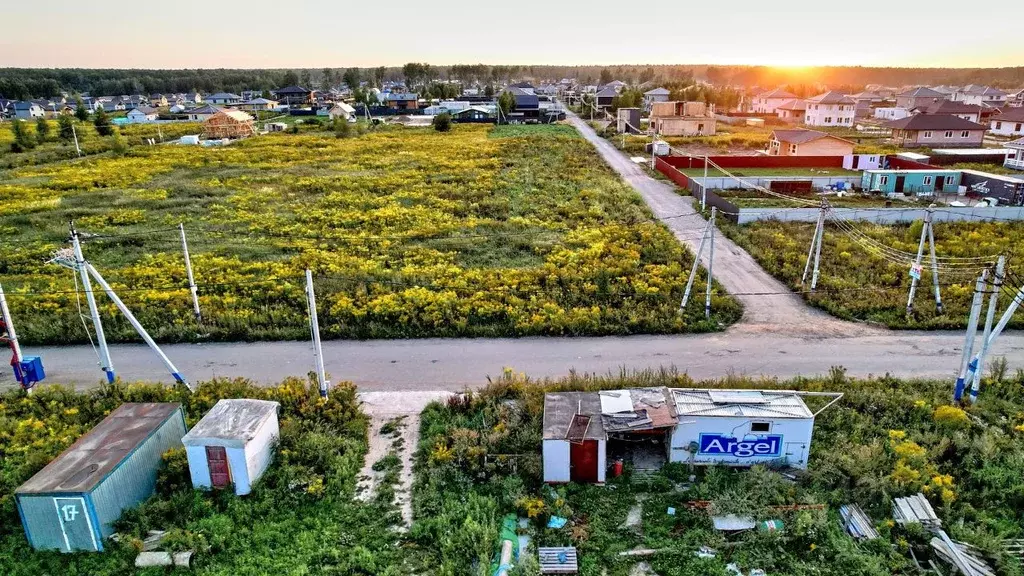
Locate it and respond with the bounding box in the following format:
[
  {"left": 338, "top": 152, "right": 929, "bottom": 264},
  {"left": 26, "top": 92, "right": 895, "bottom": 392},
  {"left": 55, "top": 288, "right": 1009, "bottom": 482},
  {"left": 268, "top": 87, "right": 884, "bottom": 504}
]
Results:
[
  {"left": 202, "top": 109, "right": 256, "bottom": 139},
  {"left": 182, "top": 399, "right": 280, "bottom": 495},
  {"left": 15, "top": 403, "right": 186, "bottom": 552},
  {"left": 616, "top": 108, "right": 641, "bottom": 134},
  {"left": 543, "top": 392, "right": 607, "bottom": 484}
]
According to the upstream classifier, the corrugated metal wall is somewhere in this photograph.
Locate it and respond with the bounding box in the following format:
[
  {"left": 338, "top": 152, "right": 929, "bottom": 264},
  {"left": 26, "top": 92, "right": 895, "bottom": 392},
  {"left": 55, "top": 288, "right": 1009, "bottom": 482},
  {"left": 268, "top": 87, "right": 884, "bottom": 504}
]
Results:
[{"left": 90, "top": 409, "right": 186, "bottom": 537}]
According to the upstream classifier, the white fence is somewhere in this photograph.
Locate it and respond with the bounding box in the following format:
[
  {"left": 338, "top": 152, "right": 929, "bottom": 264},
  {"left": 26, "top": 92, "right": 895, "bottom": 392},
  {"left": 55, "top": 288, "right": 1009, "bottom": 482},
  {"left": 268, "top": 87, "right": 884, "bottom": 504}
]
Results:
[
  {"left": 690, "top": 175, "right": 860, "bottom": 192},
  {"left": 736, "top": 205, "right": 1024, "bottom": 224}
]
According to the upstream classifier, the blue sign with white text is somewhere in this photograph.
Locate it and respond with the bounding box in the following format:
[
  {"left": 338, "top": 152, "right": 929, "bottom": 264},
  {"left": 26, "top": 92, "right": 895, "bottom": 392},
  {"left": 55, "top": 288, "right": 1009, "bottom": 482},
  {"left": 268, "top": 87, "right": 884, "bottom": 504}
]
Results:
[{"left": 697, "top": 433, "right": 783, "bottom": 458}]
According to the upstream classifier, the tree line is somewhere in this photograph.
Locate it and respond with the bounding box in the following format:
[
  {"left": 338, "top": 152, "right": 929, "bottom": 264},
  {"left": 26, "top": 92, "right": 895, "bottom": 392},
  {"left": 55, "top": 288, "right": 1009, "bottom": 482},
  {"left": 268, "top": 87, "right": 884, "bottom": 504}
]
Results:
[{"left": 2, "top": 64, "right": 1021, "bottom": 100}]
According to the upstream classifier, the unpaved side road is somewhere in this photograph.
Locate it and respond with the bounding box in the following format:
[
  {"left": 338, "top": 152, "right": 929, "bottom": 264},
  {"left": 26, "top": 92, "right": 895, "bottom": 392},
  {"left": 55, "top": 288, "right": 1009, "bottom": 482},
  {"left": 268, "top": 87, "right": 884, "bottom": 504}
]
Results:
[
  {"left": 565, "top": 110, "right": 874, "bottom": 338},
  {"left": 355, "top": 391, "right": 452, "bottom": 527}
]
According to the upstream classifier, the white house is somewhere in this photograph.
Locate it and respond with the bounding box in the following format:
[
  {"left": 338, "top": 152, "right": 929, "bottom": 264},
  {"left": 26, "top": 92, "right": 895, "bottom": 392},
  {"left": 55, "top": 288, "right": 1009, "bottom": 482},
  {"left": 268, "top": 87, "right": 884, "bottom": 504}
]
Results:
[
  {"left": 804, "top": 91, "right": 856, "bottom": 127},
  {"left": 181, "top": 399, "right": 280, "bottom": 496},
  {"left": 875, "top": 107, "right": 910, "bottom": 121},
  {"left": 1006, "top": 137, "right": 1024, "bottom": 171},
  {"left": 643, "top": 87, "right": 670, "bottom": 111},
  {"left": 991, "top": 108, "right": 1024, "bottom": 137},
  {"left": 953, "top": 85, "right": 1007, "bottom": 107},
  {"left": 751, "top": 88, "right": 797, "bottom": 114},
  {"left": 126, "top": 106, "right": 158, "bottom": 123},
  {"left": 542, "top": 387, "right": 840, "bottom": 483},
  {"left": 328, "top": 102, "right": 356, "bottom": 121},
  {"left": 12, "top": 101, "right": 45, "bottom": 119},
  {"left": 187, "top": 104, "right": 221, "bottom": 122}
]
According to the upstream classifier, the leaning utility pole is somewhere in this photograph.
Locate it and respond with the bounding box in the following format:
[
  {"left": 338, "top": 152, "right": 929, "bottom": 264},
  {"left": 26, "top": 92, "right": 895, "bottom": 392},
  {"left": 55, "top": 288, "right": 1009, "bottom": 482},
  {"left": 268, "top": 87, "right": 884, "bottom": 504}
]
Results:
[
  {"left": 179, "top": 223, "right": 201, "bottom": 322},
  {"left": 701, "top": 156, "right": 709, "bottom": 211},
  {"left": 71, "top": 223, "right": 115, "bottom": 383},
  {"left": 906, "top": 206, "right": 943, "bottom": 315},
  {"left": 801, "top": 200, "right": 828, "bottom": 290},
  {"left": 959, "top": 270, "right": 1024, "bottom": 401},
  {"left": 704, "top": 207, "right": 716, "bottom": 319},
  {"left": 953, "top": 270, "right": 988, "bottom": 402},
  {"left": 305, "top": 270, "right": 328, "bottom": 398},
  {"left": 680, "top": 211, "right": 713, "bottom": 311},
  {"left": 0, "top": 282, "right": 25, "bottom": 386},
  {"left": 970, "top": 256, "right": 1004, "bottom": 403}
]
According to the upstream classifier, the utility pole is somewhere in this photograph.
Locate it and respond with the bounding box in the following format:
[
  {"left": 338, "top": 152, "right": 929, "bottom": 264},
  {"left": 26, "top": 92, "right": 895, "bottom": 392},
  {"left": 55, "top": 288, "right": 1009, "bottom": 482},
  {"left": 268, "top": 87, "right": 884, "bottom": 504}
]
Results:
[
  {"left": 705, "top": 207, "right": 716, "bottom": 319},
  {"left": 86, "top": 262, "right": 190, "bottom": 389},
  {"left": 305, "top": 270, "right": 328, "bottom": 398},
  {"left": 970, "top": 256, "right": 1004, "bottom": 403},
  {"left": 0, "top": 282, "right": 25, "bottom": 388},
  {"left": 959, "top": 270, "right": 1024, "bottom": 401},
  {"left": 953, "top": 270, "right": 988, "bottom": 402},
  {"left": 701, "top": 156, "right": 709, "bottom": 211},
  {"left": 906, "top": 206, "right": 942, "bottom": 314},
  {"left": 680, "top": 217, "right": 712, "bottom": 310},
  {"left": 179, "top": 223, "right": 201, "bottom": 322},
  {"left": 71, "top": 123, "right": 82, "bottom": 156},
  {"left": 802, "top": 200, "right": 827, "bottom": 290},
  {"left": 71, "top": 223, "right": 114, "bottom": 383}
]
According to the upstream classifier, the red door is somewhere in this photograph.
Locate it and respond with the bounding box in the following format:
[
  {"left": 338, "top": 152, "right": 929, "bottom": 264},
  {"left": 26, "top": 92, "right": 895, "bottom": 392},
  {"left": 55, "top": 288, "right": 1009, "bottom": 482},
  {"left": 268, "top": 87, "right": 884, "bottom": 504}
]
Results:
[
  {"left": 570, "top": 440, "right": 599, "bottom": 483},
  {"left": 206, "top": 446, "right": 230, "bottom": 488}
]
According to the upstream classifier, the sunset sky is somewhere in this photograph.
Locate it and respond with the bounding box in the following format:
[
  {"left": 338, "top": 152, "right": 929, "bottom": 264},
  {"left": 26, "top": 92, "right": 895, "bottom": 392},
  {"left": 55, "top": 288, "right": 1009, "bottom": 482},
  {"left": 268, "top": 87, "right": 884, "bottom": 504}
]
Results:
[{"left": 2, "top": 0, "right": 1021, "bottom": 69}]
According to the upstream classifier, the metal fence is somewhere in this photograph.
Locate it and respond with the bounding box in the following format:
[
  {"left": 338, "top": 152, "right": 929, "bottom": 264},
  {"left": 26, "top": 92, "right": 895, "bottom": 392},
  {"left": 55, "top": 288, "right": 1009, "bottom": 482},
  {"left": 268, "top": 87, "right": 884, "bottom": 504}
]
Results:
[{"left": 735, "top": 205, "right": 1024, "bottom": 224}]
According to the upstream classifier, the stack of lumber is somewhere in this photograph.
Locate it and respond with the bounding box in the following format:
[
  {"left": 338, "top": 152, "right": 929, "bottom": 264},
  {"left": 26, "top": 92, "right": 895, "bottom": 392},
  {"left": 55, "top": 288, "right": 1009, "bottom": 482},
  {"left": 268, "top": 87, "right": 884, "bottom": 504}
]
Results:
[
  {"left": 839, "top": 504, "right": 879, "bottom": 540},
  {"left": 930, "top": 537, "right": 995, "bottom": 576}
]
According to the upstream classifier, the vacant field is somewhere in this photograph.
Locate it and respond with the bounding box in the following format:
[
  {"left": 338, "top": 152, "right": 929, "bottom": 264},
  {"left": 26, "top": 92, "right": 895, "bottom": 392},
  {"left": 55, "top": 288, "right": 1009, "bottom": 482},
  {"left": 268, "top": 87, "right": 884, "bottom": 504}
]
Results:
[
  {"left": 414, "top": 368, "right": 1024, "bottom": 576},
  {"left": 720, "top": 218, "right": 1022, "bottom": 329},
  {"left": 0, "top": 124, "right": 740, "bottom": 345}
]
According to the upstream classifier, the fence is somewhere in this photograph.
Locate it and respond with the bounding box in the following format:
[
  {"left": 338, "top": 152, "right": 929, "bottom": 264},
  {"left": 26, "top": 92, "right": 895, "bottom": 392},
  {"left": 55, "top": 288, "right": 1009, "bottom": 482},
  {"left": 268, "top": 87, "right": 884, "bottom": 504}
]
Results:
[
  {"left": 660, "top": 155, "right": 846, "bottom": 170},
  {"left": 735, "top": 206, "right": 1024, "bottom": 224},
  {"left": 691, "top": 175, "right": 860, "bottom": 191}
]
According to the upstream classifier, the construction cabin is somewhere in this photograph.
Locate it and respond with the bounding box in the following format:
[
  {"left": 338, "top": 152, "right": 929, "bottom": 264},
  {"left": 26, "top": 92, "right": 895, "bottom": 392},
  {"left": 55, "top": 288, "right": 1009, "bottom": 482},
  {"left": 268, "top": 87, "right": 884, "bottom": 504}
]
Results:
[
  {"left": 959, "top": 169, "right": 1024, "bottom": 206},
  {"left": 15, "top": 404, "right": 186, "bottom": 552},
  {"left": 616, "top": 107, "right": 641, "bottom": 134},
  {"left": 182, "top": 399, "right": 280, "bottom": 495},
  {"left": 202, "top": 109, "right": 256, "bottom": 139},
  {"left": 649, "top": 101, "right": 716, "bottom": 136},
  {"left": 861, "top": 169, "right": 962, "bottom": 196},
  {"left": 542, "top": 388, "right": 839, "bottom": 483}
]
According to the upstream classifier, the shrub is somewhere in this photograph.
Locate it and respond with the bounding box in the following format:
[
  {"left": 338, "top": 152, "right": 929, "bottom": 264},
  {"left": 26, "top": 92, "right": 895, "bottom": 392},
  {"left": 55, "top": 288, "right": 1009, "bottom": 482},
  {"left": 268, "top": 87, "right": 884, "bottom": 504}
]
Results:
[
  {"left": 933, "top": 405, "right": 971, "bottom": 430},
  {"left": 432, "top": 112, "right": 452, "bottom": 132}
]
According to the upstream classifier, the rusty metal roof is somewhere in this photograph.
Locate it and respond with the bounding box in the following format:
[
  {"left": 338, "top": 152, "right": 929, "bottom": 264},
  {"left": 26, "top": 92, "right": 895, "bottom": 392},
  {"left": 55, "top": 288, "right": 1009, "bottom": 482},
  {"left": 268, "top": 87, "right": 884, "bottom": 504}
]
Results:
[{"left": 16, "top": 403, "right": 182, "bottom": 495}]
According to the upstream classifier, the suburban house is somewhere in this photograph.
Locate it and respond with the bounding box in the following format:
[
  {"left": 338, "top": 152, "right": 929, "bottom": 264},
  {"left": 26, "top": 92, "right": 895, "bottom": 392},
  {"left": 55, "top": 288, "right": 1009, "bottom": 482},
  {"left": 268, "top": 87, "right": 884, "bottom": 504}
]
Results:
[
  {"left": 896, "top": 87, "right": 946, "bottom": 110},
  {"left": 767, "top": 129, "right": 855, "bottom": 157},
  {"left": 149, "top": 94, "right": 168, "bottom": 107},
  {"left": 804, "top": 91, "right": 856, "bottom": 126},
  {"left": 599, "top": 80, "right": 626, "bottom": 92},
  {"left": 991, "top": 107, "right": 1024, "bottom": 137},
  {"left": 643, "top": 87, "right": 670, "bottom": 111},
  {"left": 775, "top": 99, "right": 806, "bottom": 122},
  {"left": 953, "top": 85, "right": 1007, "bottom": 107},
  {"left": 328, "top": 102, "right": 356, "bottom": 121},
  {"left": 126, "top": 105, "right": 158, "bottom": 123},
  {"left": 384, "top": 93, "right": 419, "bottom": 111},
  {"left": 1005, "top": 137, "right": 1024, "bottom": 171},
  {"left": 12, "top": 101, "right": 45, "bottom": 119},
  {"left": 187, "top": 104, "right": 221, "bottom": 122},
  {"left": 274, "top": 86, "right": 313, "bottom": 106},
  {"left": 912, "top": 100, "right": 986, "bottom": 123},
  {"left": 595, "top": 86, "right": 618, "bottom": 109},
  {"left": 751, "top": 88, "right": 797, "bottom": 114},
  {"left": 451, "top": 106, "right": 495, "bottom": 122},
  {"left": 875, "top": 107, "right": 910, "bottom": 121},
  {"left": 207, "top": 93, "right": 242, "bottom": 105},
  {"left": 506, "top": 87, "right": 540, "bottom": 122},
  {"left": 884, "top": 114, "right": 987, "bottom": 148},
  {"left": 649, "top": 101, "right": 716, "bottom": 136},
  {"left": 848, "top": 91, "right": 882, "bottom": 117},
  {"left": 236, "top": 98, "right": 278, "bottom": 112},
  {"left": 186, "top": 92, "right": 203, "bottom": 104},
  {"left": 1007, "top": 89, "right": 1024, "bottom": 108},
  {"left": 202, "top": 109, "right": 255, "bottom": 139}
]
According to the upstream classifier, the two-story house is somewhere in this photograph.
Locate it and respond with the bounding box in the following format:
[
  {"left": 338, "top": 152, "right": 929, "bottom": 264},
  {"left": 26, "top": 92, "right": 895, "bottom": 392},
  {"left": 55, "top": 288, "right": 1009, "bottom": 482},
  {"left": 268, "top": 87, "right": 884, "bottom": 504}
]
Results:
[
  {"left": 274, "top": 86, "right": 313, "bottom": 106},
  {"left": 803, "top": 91, "right": 856, "bottom": 127},
  {"left": 643, "top": 88, "right": 670, "bottom": 112},
  {"left": 912, "top": 100, "right": 986, "bottom": 123},
  {"left": 896, "top": 87, "right": 947, "bottom": 110},
  {"left": 884, "top": 114, "right": 987, "bottom": 148},
  {"left": 12, "top": 101, "right": 45, "bottom": 119},
  {"left": 751, "top": 88, "right": 797, "bottom": 114}
]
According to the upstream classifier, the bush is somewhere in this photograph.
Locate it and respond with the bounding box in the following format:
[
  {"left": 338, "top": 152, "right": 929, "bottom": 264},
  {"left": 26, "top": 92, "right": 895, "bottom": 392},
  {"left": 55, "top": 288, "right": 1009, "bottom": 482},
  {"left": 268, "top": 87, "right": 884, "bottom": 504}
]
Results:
[{"left": 432, "top": 112, "right": 452, "bottom": 132}]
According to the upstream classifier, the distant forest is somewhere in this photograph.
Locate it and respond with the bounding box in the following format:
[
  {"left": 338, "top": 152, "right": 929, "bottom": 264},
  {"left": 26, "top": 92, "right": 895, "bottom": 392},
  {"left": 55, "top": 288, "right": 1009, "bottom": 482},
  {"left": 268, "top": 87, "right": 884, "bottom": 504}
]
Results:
[{"left": 1, "top": 64, "right": 1022, "bottom": 99}]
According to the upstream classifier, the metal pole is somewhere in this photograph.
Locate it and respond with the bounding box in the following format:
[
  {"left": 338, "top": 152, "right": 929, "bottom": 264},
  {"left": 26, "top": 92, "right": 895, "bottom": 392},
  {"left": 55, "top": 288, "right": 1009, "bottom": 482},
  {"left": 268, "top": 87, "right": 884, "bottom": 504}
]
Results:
[
  {"left": 810, "top": 211, "right": 825, "bottom": 290},
  {"left": 680, "top": 220, "right": 710, "bottom": 309},
  {"left": 705, "top": 207, "right": 716, "bottom": 319},
  {"left": 179, "top": 223, "right": 201, "bottom": 322},
  {"left": 72, "top": 224, "right": 114, "bottom": 383},
  {"left": 970, "top": 256, "right": 1004, "bottom": 402},
  {"left": 701, "top": 156, "right": 708, "bottom": 211},
  {"left": 0, "top": 282, "right": 26, "bottom": 388},
  {"left": 953, "top": 270, "right": 987, "bottom": 401},
  {"left": 71, "top": 123, "right": 81, "bottom": 156},
  {"left": 926, "top": 216, "right": 943, "bottom": 313},
  {"left": 86, "top": 263, "right": 190, "bottom": 389},
  {"left": 906, "top": 209, "right": 931, "bottom": 314},
  {"left": 802, "top": 205, "right": 825, "bottom": 285},
  {"left": 963, "top": 279, "right": 1024, "bottom": 388},
  {"left": 306, "top": 270, "right": 328, "bottom": 397}
]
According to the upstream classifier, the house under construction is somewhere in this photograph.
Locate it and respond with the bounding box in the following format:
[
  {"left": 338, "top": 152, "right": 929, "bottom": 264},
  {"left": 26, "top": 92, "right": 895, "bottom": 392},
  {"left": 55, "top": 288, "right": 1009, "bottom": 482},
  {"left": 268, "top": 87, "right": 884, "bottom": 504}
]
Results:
[
  {"left": 650, "top": 101, "right": 717, "bottom": 137},
  {"left": 203, "top": 109, "right": 256, "bottom": 139}
]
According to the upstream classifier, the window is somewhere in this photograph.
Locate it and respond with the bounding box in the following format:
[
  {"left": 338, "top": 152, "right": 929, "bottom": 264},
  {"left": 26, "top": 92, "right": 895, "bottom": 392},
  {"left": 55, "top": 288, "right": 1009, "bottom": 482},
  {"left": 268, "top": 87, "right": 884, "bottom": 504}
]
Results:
[
  {"left": 922, "top": 176, "right": 933, "bottom": 186},
  {"left": 944, "top": 175, "right": 955, "bottom": 186},
  {"left": 1017, "top": 123, "right": 1022, "bottom": 132},
  {"left": 869, "top": 156, "right": 877, "bottom": 162},
  {"left": 750, "top": 422, "right": 771, "bottom": 433},
  {"left": 825, "top": 117, "right": 832, "bottom": 123},
  {"left": 996, "top": 122, "right": 1003, "bottom": 129},
  {"left": 880, "top": 175, "right": 889, "bottom": 186},
  {"left": 923, "top": 131, "right": 933, "bottom": 138},
  {"left": 790, "top": 144, "right": 797, "bottom": 154},
  {"left": 944, "top": 131, "right": 954, "bottom": 138},
  {"left": 961, "top": 131, "right": 970, "bottom": 138}
]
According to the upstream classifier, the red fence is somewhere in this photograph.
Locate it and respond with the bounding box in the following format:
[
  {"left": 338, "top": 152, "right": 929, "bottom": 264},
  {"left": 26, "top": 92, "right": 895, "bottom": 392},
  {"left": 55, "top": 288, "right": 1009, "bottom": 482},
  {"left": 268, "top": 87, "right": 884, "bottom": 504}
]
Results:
[
  {"left": 885, "top": 155, "right": 933, "bottom": 170},
  {"left": 660, "top": 155, "right": 846, "bottom": 169},
  {"left": 654, "top": 157, "right": 691, "bottom": 188}
]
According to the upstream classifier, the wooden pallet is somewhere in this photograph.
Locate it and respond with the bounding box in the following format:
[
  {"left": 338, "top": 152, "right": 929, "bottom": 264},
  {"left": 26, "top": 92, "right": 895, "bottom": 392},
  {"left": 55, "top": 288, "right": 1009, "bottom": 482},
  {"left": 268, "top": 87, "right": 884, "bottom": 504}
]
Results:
[{"left": 539, "top": 546, "right": 578, "bottom": 574}]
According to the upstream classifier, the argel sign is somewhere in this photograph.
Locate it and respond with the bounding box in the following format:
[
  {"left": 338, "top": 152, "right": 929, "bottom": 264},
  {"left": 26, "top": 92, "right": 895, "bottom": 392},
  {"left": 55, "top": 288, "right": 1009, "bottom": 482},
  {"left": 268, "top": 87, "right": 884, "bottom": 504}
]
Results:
[{"left": 698, "top": 434, "right": 783, "bottom": 458}]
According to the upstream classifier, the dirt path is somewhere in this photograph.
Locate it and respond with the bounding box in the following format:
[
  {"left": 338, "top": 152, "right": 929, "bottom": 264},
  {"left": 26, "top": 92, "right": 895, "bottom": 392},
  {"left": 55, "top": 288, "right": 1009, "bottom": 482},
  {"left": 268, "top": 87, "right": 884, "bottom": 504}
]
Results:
[
  {"left": 355, "top": 391, "right": 452, "bottom": 527},
  {"left": 565, "top": 110, "right": 876, "bottom": 338}
]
